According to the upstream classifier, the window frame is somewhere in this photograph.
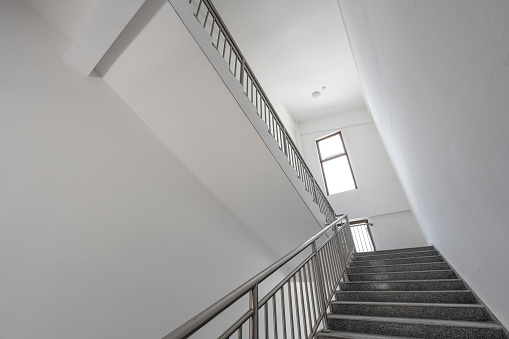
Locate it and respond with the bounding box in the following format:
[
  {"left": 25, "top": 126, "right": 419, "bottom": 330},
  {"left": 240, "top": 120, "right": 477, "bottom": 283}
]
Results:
[{"left": 316, "top": 131, "right": 358, "bottom": 195}]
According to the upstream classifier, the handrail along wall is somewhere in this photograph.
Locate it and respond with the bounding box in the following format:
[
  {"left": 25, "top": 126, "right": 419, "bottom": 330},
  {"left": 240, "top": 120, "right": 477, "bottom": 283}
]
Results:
[
  {"left": 163, "top": 214, "right": 356, "bottom": 338},
  {"left": 183, "top": 0, "right": 335, "bottom": 223}
]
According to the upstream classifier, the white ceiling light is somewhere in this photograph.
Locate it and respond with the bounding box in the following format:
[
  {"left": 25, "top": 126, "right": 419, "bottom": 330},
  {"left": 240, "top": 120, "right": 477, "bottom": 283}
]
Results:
[{"left": 312, "top": 91, "right": 321, "bottom": 99}]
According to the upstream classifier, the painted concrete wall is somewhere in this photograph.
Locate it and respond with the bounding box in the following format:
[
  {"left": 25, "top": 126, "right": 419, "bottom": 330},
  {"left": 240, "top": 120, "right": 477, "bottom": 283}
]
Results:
[
  {"left": 299, "top": 108, "right": 426, "bottom": 249},
  {"left": 339, "top": 0, "right": 509, "bottom": 327},
  {"left": 370, "top": 211, "right": 426, "bottom": 251},
  {"left": 96, "top": 0, "right": 329, "bottom": 259},
  {"left": 0, "top": 1, "right": 282, "bottom": 337}
]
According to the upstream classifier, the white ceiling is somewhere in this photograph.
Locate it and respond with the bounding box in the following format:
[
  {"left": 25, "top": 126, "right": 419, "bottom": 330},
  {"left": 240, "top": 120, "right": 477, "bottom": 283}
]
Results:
[{"left": 210, "top": 0, "right": 366, "bottom": 122}]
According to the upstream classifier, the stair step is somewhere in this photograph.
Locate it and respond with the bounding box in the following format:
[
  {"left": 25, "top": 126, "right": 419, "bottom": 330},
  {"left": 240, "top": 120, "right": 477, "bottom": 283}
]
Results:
[
  {"left": 316, "top": 331, "right": 414, "bottom": 339},
  {"left": 348, "top": 269, "right": 457, "bottom": 281},
  {"left": 340, "top": 279, "right": 465, "bottom": 291},
  {"left": 335, "top": 290, "right": 478, "bottom": 304},
  {"left": 347, "top": 262, "right": 450, "bottom": 274},
  {"left": 331, "top": 301, "right": 492, "bottom": 321},
  {"left": 349, "top": 255, "right": 444, "bottom": 267},
  {"left": 353, "top": 246, "right": 435, "bottom": 257},
  {"left": 352, "top": 249, "right": 438, "bottom": 261},
  {"left": 327, "top": 314, "right": 505, "bottom": 338}
]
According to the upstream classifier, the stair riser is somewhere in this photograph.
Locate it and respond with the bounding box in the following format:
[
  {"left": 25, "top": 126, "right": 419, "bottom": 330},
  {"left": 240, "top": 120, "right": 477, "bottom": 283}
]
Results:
[
  {"left": 352, "top": 250, "right": 438, "bottom": 261},
  {"left": 341, "top": 280, "right": 465, "bottom": 291},
  {"left": 348, "top": 270, "right": 456, "bottom": 282},
  {"left": 331, "top": 303, "right": 492, "bottom": 322},
  {"left": 327, "top": 318, "right": 505, "bottom": 339},
  {"left": 353, "top": 246, "right": 435, "bottom": 257},
  {"left": 335, "top": 291, "right": 478, "bottom": 304},
  {"left": 347, "top": 262, "right": 450, "bottom": 274},
  {"left": 349, "top": 256, "right": 444, "bottom": 267}
]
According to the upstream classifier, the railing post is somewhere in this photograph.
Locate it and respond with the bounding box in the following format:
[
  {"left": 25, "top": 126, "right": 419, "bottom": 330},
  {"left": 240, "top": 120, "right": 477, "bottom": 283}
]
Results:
[
  {"left": 333, "top": 221, "right": 348, "bottom": 282},
  {"left": 312, "top": 242, "right": 329, "bottom": 333},
  {"left": 250, "top": 284, "right": 259, "bottom": 339}
]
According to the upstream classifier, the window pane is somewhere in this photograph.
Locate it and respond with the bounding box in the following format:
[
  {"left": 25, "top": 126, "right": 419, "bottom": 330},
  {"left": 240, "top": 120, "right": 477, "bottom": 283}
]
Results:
[
  {"left": 317, "top": 134, "right": 344, "bottom": 159},
  {"left": 322, "top": 156, "right": 356, "bottom": 194}
]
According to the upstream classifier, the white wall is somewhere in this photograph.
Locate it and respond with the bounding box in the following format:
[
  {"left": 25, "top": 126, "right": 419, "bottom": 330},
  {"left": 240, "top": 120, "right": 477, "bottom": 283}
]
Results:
[
  {"left": 298, "top": 108, "right": 426, "bottom": 249},
  {"left": 339, "top": 0, "right": 509, "bottom": 328},
  {"left": 95, "top": 0, "right": 328, "bottom": 259},
  {"left": 370, "top": 211, "right": 426, "bottom": 251},
  {"left": 0, "top": 1, "right": 282, "bottom": 338}
]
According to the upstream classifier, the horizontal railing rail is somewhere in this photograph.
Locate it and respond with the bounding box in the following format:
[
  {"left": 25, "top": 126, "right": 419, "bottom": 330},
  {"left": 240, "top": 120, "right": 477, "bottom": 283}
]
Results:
[
  {"left": 163, "top": 214, "right": 356, "bottom": 338},
  {"left": 183, "top": 0, "right": 335, "bottom": 223}
]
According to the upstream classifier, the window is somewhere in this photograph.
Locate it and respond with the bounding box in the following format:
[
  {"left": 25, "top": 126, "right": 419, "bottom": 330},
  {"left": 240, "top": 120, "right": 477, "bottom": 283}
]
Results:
[{"left": 316, "top": 131, "right": 357, "bottom": 195}]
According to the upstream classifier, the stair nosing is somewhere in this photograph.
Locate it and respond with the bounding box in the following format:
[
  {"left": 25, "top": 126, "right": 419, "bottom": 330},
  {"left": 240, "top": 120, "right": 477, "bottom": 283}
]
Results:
[
  {"left": 328, "top": 314, "right": 503, "bottom": 329},
  {"left": 337, "top": 289, "right": 474, "bottom": 294},
  {"left": 342, "top": 278, "right": 463, "bottom": 284}
]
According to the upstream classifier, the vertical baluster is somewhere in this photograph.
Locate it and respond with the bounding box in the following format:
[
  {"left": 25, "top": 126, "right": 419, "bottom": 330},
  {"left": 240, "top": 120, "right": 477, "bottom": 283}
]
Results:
[
  {"left": 222, "top": 33, "right": 227, "bottom": 57},
  {"left": 280, "top": 287, "right": 287, "bottom": 339},
  {"left": 312, "top": 242, "right": 329, "bottom": 332},
  {"left": 301, "top": 268, "right": 313, "bottom": 333},
  {"left": 194, "top": 0, "right": 203, "bottom": 18},
  {"left": 264, "top": 302, "right": 268, "bottom": 339},
  {"left": 203, "top": 9, "right": 210, "bottom": 28},
  {"left": 238, "top": 326, "right": 242, "bottom": 339},
  {"left": 306, "top": 262, "right": 318, "bottom": 324},
  {"left": 210, "top": 17, "right": 215, "bottom": 37},
  {"left": 239, "top": 56, "right": 245, "bottom": 87},
  {"left": 287, "top": 283, "right": 295, "bottom": 339},
  {"left": 292, "top": 276, "right": 302, "bottom": 339},
  {"left": 272, "top": 296, "right": 278, "bottom": 339}
]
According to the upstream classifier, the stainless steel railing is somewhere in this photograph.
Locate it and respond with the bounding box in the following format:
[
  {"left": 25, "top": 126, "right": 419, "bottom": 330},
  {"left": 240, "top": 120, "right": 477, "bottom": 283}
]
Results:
[
  {"left": 349, "top": 218, "right": 376, "bottom": 253},
  {"left": 163, "top": 214, "right": 356, "bottom": 338},
  {"left": 182, "top": 0, "right": 335, "bottom": 223}
]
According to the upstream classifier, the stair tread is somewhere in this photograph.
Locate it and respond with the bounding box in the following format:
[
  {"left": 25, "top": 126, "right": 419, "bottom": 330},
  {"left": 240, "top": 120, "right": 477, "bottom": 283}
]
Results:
[
  {"left": 352, "top": 250, "right": 437, "bottom": 260},
  {"left": 317, "top": 330, "right": 415, "bottom": 339},
  {"left": 332, "top": 301, "right": 485, "bottom": 308},
  {"left": 352, "top": 254, "right": 443, "bottom": 262},
  {"left": 337, "top": 289, "right": 475, "bottom": 295},
  {"left": 354, "top": 246, "right": 435, "bottom": 256},
  {"left": 328, "top": 314, "right": 502, "bottom": 329},
  {"left": 348, "top": 269, "right": 455, "bottom": 276},
  {"left": 348, "top": 262, "right": 448, "bottom": 269}
]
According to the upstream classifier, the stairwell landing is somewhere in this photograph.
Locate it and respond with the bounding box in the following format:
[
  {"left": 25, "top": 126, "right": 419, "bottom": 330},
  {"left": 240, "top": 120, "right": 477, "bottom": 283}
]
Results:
[{"left": 316, "top": 245, "right": 508, "bottom": 339}]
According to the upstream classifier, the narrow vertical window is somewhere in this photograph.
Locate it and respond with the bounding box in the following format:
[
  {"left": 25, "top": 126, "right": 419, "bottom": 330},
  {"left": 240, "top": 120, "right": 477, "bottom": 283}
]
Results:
[{"left": 316, "top": 132, "right": 357, "bottom": 195}]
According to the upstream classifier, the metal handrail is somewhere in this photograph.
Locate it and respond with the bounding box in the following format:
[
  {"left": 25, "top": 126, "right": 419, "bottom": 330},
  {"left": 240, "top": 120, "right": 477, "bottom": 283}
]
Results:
[
  {"left": 163, "top": 214, "right": 356, "bottom": 338},
  {"left": 182, "top": 0, "right": 336, "bottom": 223}
]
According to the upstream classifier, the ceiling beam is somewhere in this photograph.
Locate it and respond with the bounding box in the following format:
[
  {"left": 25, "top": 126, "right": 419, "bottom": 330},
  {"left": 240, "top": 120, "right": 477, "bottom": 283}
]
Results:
[{"left": 64, "top": 0, "right": 147, "bottom": 75}]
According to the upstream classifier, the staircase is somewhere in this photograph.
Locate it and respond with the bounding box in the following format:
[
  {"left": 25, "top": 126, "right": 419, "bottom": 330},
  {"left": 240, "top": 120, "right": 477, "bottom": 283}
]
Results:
[{"left": 316, "top": 245, "right": 507, "bottom": 338}]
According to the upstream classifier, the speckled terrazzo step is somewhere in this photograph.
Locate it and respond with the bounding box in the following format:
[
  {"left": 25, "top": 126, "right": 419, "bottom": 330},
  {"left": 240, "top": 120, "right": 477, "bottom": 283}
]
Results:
[
  {"left": 340, "top": 279, "right": 465, "bottom": 291},
  {"left": 349, "top": 255, "right": 444, "bottom": 267},
  {"left": 335, "top": 290, "right": 478, "bottom": 304},
  {"left": 347, "top": 262, "right": 450, "bottom": 274},
  {"left": 331, "top": 301, "right": 491, "bottom": 321},
  {"left": 316, "top": 331, "right": 414, "bottom": 339},
  {"left": 353, "top": 246, "right": 435, "bottom": 257},
  {"left": 327, "top": 314, "right": 505, "bottom": 338},
  {"left": 348, "top": 269, "right": 457, "bottom": 282},
  {"left": 351, "top": 249, "right": 438, "bottom": 261}
]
